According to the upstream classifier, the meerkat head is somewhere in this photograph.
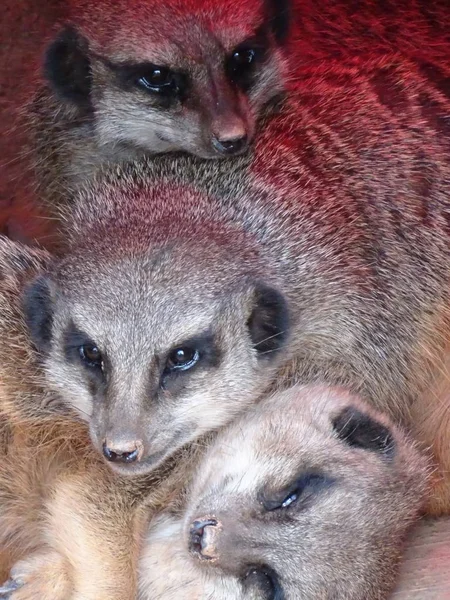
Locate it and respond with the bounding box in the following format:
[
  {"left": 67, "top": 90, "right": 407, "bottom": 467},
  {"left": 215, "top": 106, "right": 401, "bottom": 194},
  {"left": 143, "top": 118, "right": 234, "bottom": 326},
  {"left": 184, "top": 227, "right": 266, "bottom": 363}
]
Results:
[
  {"left": 43, "top": 0, "right": 292, "bottom": 159},
  {"left": 167, "top": 386, "right": 428, "bottom": 600},
  {"left": 22, "top": 208, "right": 289, "bottom": 475}
]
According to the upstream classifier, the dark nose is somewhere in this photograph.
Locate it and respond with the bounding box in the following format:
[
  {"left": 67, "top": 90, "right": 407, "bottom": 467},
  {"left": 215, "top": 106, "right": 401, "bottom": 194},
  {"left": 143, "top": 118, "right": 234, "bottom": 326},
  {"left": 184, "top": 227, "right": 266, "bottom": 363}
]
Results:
[
  {"left": 102, "top": 439, "right": 143, "bottom": 464},
  {"left": 189, "top": 518, "right": 219, "bottom": 558},
  {"left": 212, "top": 135, "right": 248, "bottom": 155}
]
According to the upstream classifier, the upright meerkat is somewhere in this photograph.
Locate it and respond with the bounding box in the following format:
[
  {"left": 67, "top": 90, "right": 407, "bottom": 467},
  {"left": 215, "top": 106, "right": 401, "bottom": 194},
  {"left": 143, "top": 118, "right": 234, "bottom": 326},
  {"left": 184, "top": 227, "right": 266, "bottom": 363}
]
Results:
[
  {"left": 23, "top": 53, "right": 450, "bottom": 513},
  {"left": 139, "top": 386, "right": 430, "bottom": 600},
  {"left": 0, "top": 235, "right": 204, "bottom": 600}
]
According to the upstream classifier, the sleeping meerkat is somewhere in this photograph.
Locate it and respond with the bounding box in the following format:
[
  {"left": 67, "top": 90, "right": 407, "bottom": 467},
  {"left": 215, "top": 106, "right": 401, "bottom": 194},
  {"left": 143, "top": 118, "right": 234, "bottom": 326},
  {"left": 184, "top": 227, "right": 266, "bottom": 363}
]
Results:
[
  {"left": 0, "top": 235, "right": 205, "bottom": 600},
  {"left": 0, "top": 240, "right": 426, "bottom": 599},
  {"left": 22, "top": 54, "right": 450, "bottom": 514},
  {"left": 138, "top": 386, "right": 430, "bottom": 600}
]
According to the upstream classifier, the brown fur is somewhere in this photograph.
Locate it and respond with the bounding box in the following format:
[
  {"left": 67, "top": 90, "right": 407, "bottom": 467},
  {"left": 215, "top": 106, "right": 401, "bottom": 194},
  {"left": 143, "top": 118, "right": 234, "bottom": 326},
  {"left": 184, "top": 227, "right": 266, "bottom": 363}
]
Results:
[
  {"left": 3, "top": 0, "right": 449, "bottom": 247},
  {"left": 0, "top": 235, "right": 203, "bottom": 599}
]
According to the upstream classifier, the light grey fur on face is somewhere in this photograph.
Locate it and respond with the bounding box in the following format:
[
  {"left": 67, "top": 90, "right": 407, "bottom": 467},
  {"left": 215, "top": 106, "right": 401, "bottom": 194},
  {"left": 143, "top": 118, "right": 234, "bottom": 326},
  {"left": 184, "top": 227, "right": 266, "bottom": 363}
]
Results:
[
  {"left": 139, "top": 385, "right": 430, "bottom": 600},
  {"left": 39, "top": 225, "right": 287, "bottom": 475},
  {"left": 89, "top": 30, "right": 286, "bottom": 159}
]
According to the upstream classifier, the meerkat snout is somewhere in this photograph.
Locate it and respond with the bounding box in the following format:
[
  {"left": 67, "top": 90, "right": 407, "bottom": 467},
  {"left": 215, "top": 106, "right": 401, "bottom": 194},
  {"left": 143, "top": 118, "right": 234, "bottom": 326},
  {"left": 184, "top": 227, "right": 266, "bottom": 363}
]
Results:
[
  {"left": 139, "top": 385, "right": 430, "bottom": 599},
  {"left": 212, "top": 134, "right": 249, "bottom": 156}
]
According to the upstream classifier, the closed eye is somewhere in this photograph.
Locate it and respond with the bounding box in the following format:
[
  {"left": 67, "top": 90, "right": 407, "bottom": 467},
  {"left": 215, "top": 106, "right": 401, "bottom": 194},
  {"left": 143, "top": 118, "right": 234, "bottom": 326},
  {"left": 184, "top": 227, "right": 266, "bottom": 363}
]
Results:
[{"left": 260, "top": 472, "right": 332, "bottom": 512}]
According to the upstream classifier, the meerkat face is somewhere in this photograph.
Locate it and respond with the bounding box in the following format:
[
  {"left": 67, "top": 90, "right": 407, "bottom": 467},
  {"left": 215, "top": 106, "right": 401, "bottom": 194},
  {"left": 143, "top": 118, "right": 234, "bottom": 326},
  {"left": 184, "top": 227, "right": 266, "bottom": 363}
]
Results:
[
  {"left": 22, "top": 242, "right": 289, "bottom": 476},
  {"left": 173, "top": 386, "right": 429, "bottom": 600},
  {"left": 44, "top": 0, "right": 291, "bottom": 159}
]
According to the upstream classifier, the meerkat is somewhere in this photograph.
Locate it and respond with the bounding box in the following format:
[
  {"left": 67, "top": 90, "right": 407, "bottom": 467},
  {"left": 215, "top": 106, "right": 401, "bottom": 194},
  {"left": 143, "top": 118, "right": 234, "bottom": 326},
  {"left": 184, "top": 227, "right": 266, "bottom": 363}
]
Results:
[
  {"left": 0, "top": 0, "right": 292, "bottom": 245},
  {"left": 2, "top": 1, "right": 449, "bottom": 247},
  {"left": 0, "top": 234, "right": 205, "bottom": 600},
  {"left": 22, "top": 51, "right": 450, "bottom": 511},
  {"left": 138, "top": 385, "right": 430, "bottom": 600},
  {"left": 44, "top": 0, "right": 292, "bottom": 157},
  {"left": 22, "top": 0, "right": 292, "bottom": 217}
]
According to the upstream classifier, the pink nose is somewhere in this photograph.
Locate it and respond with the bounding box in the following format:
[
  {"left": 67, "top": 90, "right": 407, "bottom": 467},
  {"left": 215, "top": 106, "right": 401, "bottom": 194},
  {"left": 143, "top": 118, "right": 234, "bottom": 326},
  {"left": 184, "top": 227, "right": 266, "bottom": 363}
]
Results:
[
  {"left": 102, "top": 438, "right": 144, "bottom": 464},
  {"left": 211, "top": 116, "right": 249, "bottom": 155}
]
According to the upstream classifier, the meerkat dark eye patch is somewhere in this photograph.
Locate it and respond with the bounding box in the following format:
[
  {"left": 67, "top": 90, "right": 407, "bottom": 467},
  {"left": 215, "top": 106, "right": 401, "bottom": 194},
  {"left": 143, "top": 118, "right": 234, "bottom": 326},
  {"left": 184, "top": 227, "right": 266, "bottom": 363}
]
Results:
[
  {"left": 264, "top": 0, "right": 292, "bottom": 44},
  {"left": 114, "top": 62, "right": 189, "bottom": 103},
  {"left": 161, "top": 332, "right": 221, "bottom": 387},
  {"left": 332, "top": 407, "right": 396, "bottom": 459},
  {"left": 248, "top": 284, "right": 289, "bottom": 358},
  {"left": 243, "top": 566, "right": 284, "bottom": 600},
  {"left": 44, "top": 26, "right": 92, "bottom": 106},
  {"left": 258, "top": 471, "right": 332, "bottom": 512},
  {"left": 226, "top": 31, "right": 269, "bottom": 90},
  {"left": 63, "top": 323, "right": 105, "bottom": 374},
  {"left": 22, "top": 275, "right": 54, "bottom": 354}
]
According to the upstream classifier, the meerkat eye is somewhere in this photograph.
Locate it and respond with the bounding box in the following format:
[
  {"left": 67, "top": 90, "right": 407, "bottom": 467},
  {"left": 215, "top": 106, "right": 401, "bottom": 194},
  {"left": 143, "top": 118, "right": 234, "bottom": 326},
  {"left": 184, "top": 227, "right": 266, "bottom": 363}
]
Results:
[
  {"left": 226, "top": 42, "right": 264, "bottom": 88},
  {"left": 165, "top": 347, "right": 200, "bottom": 372},
  {"left": 79, "top": 344, "right": 103, "bottom": 370},
  {"left": 136, "top": 67, "right": 176, "bottom": 93},
  {"left": 227, "top": 47, "right": 257, "bottom": 78},
  {"left": 260, "top": 473, "right": 331, "bottom": 512},
  {"left": 231, "top": 48, "right": 256, "bottom": 69}
]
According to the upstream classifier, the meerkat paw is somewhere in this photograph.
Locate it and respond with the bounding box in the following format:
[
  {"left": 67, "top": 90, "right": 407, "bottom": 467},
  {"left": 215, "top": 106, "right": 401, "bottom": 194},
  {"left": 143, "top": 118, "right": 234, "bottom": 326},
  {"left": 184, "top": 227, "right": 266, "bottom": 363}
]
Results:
[{"left": 0, "top": 550, "right": 71, "bottom": 600}]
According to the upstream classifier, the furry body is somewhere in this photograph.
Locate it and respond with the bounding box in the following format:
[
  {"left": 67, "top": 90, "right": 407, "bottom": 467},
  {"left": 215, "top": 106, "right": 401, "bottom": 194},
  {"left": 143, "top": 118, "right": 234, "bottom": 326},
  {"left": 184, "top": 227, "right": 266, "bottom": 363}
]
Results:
[{"left": 21, "top": 51, "right": 450, "bottom": 512}]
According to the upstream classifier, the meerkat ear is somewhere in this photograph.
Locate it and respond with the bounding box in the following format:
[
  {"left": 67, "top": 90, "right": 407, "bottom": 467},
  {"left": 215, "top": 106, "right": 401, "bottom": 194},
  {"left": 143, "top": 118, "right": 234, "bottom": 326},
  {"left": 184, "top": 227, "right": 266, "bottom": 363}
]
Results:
[
  {"left": 22, "top": 275, "right": 55, "bottom": 353},
  {"left": 44, "top": 26, "right": 92, "bottom": 106},
  {"left": 265, "top": 0, "right": 291, "bottom": 43},
  {"left": 247, "top": 284, "right": 289, "bottom": 358},
  {"left": 332, "top": 406, "right": 396, "bottom": 459}
]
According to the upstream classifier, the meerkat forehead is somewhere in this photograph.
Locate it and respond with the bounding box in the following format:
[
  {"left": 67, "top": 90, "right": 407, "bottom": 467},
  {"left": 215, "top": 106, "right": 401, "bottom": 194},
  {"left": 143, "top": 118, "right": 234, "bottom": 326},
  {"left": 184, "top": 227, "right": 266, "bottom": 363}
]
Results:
[{"left": 72, "top": 0, "right": 268, "bottom": 62}]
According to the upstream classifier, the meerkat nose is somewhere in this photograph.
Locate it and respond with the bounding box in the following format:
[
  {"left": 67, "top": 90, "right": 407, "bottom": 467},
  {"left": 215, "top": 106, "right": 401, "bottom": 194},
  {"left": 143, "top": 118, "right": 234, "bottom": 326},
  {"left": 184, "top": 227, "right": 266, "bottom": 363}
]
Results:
[
  {"left": 102, "top": 438, "right": 144, "bottom": 464},
  {"left": 211, "top": 116, "right": 249, "bottom": 155},
  {"left": 212, "top": 134, "right": 248, "bottom": 155},
  {"left": 189, "top": 518, "right": 221, "bottom": 559}
]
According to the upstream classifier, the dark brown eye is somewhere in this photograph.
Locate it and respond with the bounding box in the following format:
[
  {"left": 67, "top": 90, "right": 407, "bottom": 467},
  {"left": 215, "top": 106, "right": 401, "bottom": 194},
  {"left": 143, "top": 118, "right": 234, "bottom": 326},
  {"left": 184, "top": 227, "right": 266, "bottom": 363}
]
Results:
[
  {"left": 231, "top": 48, "right": 256, "bottom": 69},
  {"left": 166, "top": 347, "right": 199, "bottom": 372},
  {"left": 226, "top": 44, "right": 263, "bottom": 90},
  {"left": 79, "top": 344, "right": 103, "bottom": 369},
  {"left": 137, "top": 67, "right": 175, "bottom": 92}
]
